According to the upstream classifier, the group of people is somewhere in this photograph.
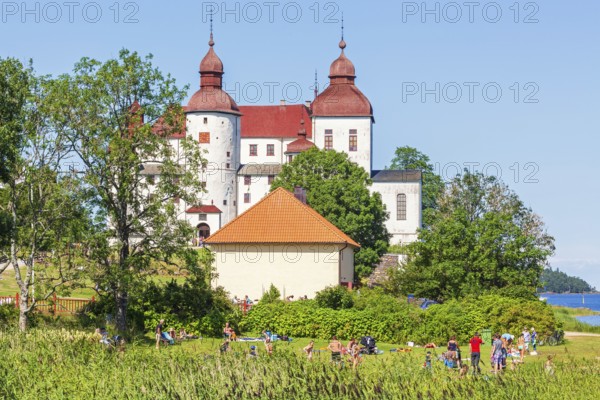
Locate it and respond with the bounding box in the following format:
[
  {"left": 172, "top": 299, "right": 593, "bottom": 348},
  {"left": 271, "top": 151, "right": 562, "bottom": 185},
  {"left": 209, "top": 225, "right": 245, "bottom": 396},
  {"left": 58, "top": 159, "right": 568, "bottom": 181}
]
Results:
[
  {"left": 155, "top": 319, "right": 198, "bottom": 348},
  {"left": 302, "top": 336, "right": 362, "bottom": 368},
  {"left": 434, "top": 327, "right": 539, "bottom": 375},
  {"left": 220, "top": 325, "right": 273, "bottom": 357}
]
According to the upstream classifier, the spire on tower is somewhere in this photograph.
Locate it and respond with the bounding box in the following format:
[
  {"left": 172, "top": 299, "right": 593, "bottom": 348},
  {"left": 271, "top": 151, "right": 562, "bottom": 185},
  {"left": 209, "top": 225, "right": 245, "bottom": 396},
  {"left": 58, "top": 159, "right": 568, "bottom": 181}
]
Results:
[
  {"left": 314, "top": 69, "right": 318, "bottom": 99},
  {"left": 209, "top": 5, "right": 215, "bottom": 46},
  {"left": 339, "top": 13, "right": 346, "bottom": 50}
]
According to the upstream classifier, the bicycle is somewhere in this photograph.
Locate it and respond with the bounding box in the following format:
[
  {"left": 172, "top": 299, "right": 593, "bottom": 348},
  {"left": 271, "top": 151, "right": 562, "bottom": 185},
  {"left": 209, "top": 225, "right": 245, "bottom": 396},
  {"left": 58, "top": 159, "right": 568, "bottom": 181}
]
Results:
[{"left": 539, "top": 330, "right": 564, "bottom": 346}]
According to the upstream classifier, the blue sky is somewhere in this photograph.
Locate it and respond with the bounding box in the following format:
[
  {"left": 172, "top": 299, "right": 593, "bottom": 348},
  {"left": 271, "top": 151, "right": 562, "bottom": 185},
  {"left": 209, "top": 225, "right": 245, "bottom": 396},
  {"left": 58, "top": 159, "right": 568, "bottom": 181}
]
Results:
[{"left": 2, "top": 0, "right": 599, "bottom": 289}]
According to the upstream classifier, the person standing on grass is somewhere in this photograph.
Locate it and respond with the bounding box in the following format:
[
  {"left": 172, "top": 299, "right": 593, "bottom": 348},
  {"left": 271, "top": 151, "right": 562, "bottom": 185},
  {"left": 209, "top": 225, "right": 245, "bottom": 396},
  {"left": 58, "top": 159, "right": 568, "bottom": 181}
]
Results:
[
  {"left": 491, "top": 333, "right": 503, "bottom": 374},
  {"left": 328, "top": 336, "right": 343, "bottom": 364},
  {"left": 531, "top": 327, "right": 538, "bottom": 352},
  {"left": 155, "top": 319, "right": 165, "bottom": 349},
  {"left": 304, "top": 340, "right": 314, "bottom": 360},
  {"left": 469, "top": 332, "right": 484, "bottom": 374},
  {"left": 264, "top": 337, "right": 273, "bottom": 355},
  {"left": 523, "top": 327, "right": 531, "bottom": 353},
  {"left": 517, "top": 333, "right": 525, "bottom": 362}
]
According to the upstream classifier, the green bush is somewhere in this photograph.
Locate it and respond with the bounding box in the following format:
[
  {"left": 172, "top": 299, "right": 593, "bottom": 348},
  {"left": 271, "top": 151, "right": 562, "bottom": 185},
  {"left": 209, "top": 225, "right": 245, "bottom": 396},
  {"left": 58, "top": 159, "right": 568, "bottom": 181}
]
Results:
[
  {"left": 315, "top": 285, "right": 354, "bottom": 310},
  {"left": 241, "top": 289, "right": 557, "bottom": 345},
  {"left": 0, "top": 304, "right": 18, "bottom": 325},
  {"left": 241, "top": 293, "right": 423, "bottom": 343},
  {"left": 260, "top": 284, "right": 282, "bottom": 304}
]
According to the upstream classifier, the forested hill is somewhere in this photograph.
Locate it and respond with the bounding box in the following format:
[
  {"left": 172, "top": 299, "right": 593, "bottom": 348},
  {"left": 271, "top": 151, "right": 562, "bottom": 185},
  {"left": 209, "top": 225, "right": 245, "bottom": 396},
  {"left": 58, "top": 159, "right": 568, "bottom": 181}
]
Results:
[{"left": 542, "top": 268, "right": 596, "bottom": 293}]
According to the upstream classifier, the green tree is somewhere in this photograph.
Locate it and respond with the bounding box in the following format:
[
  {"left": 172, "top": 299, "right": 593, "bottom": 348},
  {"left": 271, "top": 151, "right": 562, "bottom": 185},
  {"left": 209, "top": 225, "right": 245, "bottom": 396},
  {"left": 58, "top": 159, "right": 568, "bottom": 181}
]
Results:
[
  {"left": 271, "top": 148, "right": 390, "bottom": 280},
  {"left": 395, "top": 171, "right": 554, "bottom": 302},
  {"left": 51, "top": 50, "right": 206, "bottom": 332},
  {"left": 0, "top": 58, "right": 89, "bottom": 331},
  {"left": 387, "top": 146, "right": 444, "bottom": 221}
]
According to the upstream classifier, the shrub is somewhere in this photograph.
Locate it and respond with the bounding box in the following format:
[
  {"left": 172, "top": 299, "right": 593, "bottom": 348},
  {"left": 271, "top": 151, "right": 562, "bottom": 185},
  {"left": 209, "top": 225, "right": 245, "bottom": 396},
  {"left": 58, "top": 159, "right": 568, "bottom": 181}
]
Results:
[
  {"left": 315, "top": 285, "right": 354, "bottom": 310},
  {"left": 260, "top": 284, "right": 282, "bottom": 304}
]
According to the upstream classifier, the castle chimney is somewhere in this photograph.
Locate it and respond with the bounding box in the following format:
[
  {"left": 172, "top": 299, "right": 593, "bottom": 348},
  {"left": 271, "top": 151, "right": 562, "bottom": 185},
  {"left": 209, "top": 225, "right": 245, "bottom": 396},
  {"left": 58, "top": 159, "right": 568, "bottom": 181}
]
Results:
[{"left": 294, "top": 186, "right": 307, "bottom": 204}]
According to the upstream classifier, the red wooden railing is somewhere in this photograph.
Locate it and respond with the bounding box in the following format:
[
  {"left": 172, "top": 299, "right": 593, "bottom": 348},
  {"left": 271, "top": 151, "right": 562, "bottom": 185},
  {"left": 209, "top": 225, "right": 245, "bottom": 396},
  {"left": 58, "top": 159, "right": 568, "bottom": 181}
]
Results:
[
  {"left": 0, "top": 293, "right": 94, "bottom": 315},
  {"left": 238, "top": 302, "right": 253, "bottom": 314}
]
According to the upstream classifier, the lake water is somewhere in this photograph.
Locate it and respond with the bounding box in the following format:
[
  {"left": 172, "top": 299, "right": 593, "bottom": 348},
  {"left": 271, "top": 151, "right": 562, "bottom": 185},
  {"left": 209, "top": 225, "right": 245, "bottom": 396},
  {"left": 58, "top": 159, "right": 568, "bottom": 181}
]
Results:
[{"left": 541, "top": 293, "right": 600, "bottom": 326}]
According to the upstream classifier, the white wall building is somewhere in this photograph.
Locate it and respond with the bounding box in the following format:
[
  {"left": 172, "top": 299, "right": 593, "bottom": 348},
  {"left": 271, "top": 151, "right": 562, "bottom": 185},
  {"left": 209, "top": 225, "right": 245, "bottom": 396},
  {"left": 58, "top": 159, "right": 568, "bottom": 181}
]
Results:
[
  {"left": 205, "top": 188, "right": 358, "bottom": 299},
  {"left": 160, "top": 32, "right": 422, "bottom": 247}
]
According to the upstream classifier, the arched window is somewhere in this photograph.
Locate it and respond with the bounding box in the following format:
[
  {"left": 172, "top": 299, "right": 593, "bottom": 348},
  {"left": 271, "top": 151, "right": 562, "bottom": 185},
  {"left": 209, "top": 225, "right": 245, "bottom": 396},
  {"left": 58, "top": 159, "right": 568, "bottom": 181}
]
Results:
[
  {"left": 396, "top": 194, "right": 407, "bottom": 221},
  {"left": 197, "top": 223, "right": 210, "bottom": 239}
]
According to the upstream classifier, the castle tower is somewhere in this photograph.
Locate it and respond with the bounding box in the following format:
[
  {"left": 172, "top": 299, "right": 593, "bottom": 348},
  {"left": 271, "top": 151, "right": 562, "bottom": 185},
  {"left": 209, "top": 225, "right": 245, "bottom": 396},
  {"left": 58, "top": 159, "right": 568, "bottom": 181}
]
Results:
[
  {"left": 185, "top": 31, "right": 241, "bottom": 232},
  {"left": 311, "top": 35, "right": 374, "bottom": 174}
]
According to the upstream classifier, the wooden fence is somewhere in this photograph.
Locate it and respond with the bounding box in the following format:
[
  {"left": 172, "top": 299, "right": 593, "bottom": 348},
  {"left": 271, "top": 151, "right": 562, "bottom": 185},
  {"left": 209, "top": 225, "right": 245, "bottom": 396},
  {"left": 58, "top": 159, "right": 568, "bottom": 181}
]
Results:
[{"left": 0, "top": 293, "right": 94, "bottom": 315}]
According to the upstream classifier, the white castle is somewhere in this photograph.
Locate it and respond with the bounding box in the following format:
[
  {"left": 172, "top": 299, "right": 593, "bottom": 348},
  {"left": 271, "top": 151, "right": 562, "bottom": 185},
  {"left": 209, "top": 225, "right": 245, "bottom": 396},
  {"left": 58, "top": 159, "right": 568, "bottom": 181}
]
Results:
[{"left": 149, "top": 31, "right": 422, "bottom": 246}]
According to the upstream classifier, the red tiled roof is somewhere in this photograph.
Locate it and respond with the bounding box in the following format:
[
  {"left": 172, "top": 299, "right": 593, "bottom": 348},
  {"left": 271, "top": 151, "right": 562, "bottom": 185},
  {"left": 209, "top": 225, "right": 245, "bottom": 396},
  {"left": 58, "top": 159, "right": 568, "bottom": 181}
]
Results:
[
  {"left": 286, "top": 137, "right": 315, "bottom": 153},
  {"left": 186, "top": 205, "right": 222, "bottom": 213},
  {"left": 238, "top": 104, "right": 312, "bottom": 138},
  {"left": 152, "top": 106, "right": 188, "bottom": 139},
  {"left": 312, "top": 42, "right": 373, "bottom": 119},
  {"left": 204, "top": 187, "right": 359, "bottom": 247}
]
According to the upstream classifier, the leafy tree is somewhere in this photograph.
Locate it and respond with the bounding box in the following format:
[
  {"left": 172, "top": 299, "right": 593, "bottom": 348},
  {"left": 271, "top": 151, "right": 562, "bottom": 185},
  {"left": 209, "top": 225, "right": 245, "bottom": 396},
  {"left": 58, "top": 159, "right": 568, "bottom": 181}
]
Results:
[
  {"left": 395, "top": 171, "right": 554, "bottom": 302},
  {"left": 0, "top": 58, "right": 89, "bottom": 331},
  {"left": 271, "top": 148, "right": 390, "bottom": 280},
  {"left": 387, "top": 146, "right": 444, "bottom": 224},
  {"left": 51, "top": 50, "right": 206, "bottom": 332}
]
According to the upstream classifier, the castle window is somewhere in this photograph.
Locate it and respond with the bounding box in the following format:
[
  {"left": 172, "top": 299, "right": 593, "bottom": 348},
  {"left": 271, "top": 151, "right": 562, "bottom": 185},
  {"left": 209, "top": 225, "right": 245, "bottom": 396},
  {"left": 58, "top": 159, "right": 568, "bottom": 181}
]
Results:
[
  {"left": 223, "top": 200, "right": 227, "bottom": 206},
  {"left": 225, "top": 163, "right": 230, "bottom": 169},
  {"left": 287, "top": 155, "right": 294, "bottom": 163},
  {"left": 199, "top": 132, "right": 210, "bottom": 143},
  {"left": 349, "top": 134, "right": 357, "bottom": 152},
  {"left": 244, "top": 193, "right": 251, "bottom": 203},
  {"left": 249, "top": 144, "right": 257, "bottom": 156},
  {"left": 203, "top": 117, "right": 208, "bottom": 124},
  {"left": 198, "top": 214, "right": 207, "bottom": 221},
  {"left": 226, "top": 151, "right": 230, "bottom": 157},
  {"left": 267, "top": 144, "right": 275, "bottom": 156},
  {"left": 244, "top": 175, "right": 251, "bottom": 185},
  {"left": 324, "top": 129, "right": 333, "bottom": 150},
  {"left": 397, "top": 194, "right": 407, "bottom": 221},
  {"left": 268, "top": 175, "right": 275, "bottom": 185}
]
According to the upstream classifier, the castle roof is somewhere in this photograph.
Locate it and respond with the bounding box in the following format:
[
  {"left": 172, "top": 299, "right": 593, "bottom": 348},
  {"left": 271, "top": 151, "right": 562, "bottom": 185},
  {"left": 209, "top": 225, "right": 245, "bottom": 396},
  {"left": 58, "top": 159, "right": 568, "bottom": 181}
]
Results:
[
  {"left": 187, "top": 33, "right": 241, "bottom": 115},
  {"left": 238, "top": 104, "right": 312, "bottom": 138},
  {"left": 312, "top": 39, "right": 373, "bottom": 119}
]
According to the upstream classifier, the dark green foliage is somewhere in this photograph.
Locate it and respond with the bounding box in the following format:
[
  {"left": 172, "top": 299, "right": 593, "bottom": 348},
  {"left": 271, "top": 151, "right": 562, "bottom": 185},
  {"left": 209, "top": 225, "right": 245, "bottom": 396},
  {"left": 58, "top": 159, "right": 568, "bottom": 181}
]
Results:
[
  {"left": 272, "top": 148, "right": 390, "bottom": 280},
  {"left": 417, "top": 295, "right": 557, "bottom": 344},
  {"left": 260, "top": 284, "right": 282, "bottom": 304},
  {"left": 396, "top": 171, "right": 555, "bottom": 302},
  {"left": 314, "top": 285, "right": 354, "bottom": 310},
  {"left": 241, "top": 289, "right": 557, "bottom": 345},
  {"left": 0, "top": 304, "right": 19, "bottom": 325},
  {"left": 541, "top": 267, "right": 595, "bottom": 293}
]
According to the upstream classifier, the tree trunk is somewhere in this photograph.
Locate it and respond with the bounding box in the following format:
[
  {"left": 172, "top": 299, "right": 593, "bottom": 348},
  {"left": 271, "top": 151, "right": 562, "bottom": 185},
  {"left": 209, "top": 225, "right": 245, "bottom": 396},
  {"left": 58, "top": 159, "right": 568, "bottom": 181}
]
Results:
[
  {"left": 18, "top": 290, "right": 29, "bottom": 332},
  {"left": 115, "top": 289, "right": 128, "bottom": 333}
]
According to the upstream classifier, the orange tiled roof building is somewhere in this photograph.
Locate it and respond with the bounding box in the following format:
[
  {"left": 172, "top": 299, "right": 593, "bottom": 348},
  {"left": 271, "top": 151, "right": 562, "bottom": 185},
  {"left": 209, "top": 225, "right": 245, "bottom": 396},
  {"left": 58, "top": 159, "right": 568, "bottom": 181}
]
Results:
[{"left": 205, "top": 187, "right": 358, "bottom": 299}]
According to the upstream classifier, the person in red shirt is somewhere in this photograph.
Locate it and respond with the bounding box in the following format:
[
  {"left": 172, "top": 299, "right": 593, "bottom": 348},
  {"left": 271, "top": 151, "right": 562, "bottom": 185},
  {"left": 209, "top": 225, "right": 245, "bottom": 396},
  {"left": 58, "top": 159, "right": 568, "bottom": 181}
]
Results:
[{"left": 469, "top": 332, "right": 485, "bottom": 374}]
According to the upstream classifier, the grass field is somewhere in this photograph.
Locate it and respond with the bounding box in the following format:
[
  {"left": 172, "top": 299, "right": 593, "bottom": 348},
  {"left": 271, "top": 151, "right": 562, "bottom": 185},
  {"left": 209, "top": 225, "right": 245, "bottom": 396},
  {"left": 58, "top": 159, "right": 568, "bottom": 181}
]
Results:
[{"left": 0, "top": 328, "right": 598, "bottom": 400}]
